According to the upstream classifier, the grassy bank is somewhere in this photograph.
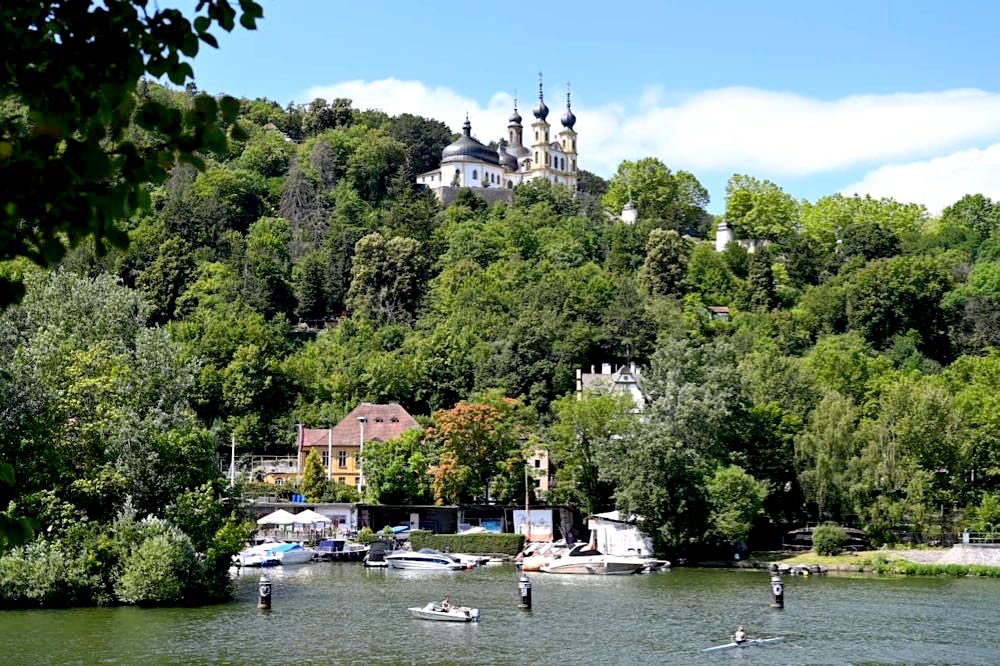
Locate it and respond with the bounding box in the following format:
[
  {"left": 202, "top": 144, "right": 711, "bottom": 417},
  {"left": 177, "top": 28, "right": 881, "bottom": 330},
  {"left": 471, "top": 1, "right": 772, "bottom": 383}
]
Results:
[{"left": 753, "top": 550, "right": 1000, "bottom": 577}]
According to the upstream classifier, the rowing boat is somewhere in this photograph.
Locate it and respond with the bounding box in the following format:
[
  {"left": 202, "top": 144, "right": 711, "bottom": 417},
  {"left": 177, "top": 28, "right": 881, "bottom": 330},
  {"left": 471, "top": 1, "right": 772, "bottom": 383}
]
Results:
[{"left": 702, "top": 637, "right": 784, "bottom": 652}]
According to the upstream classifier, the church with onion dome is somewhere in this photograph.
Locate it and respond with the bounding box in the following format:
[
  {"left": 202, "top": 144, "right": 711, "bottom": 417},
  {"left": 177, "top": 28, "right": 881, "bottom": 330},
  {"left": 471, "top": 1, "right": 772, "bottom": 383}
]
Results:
[{"left": 416, "top": 75, "right": 578, "bottom": 202}]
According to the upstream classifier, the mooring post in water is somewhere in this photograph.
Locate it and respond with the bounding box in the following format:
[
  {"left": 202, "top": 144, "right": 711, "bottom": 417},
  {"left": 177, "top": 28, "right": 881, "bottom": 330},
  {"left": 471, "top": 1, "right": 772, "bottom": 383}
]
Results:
[
  {"left": 258, "top": 573, "right": 272, "bottom": 610},
  {"left": 769, "top": 574, "right": 784, "bottom": 609},
  {"left": 518, "top": 575, "right": 532, "bottom": 610}
]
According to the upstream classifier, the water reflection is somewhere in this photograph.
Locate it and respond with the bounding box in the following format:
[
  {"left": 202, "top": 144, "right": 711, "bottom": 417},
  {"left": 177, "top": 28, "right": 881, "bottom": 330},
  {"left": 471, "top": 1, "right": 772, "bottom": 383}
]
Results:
[{"left": 2, "top": 563, "right": 999, "bottom": 665}]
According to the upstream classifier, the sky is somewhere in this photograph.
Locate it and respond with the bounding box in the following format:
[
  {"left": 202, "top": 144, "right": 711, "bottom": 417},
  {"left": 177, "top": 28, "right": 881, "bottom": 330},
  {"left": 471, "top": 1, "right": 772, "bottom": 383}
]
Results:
[{"left": 181, "top": 0, "right": 1000, "bottom": 213}]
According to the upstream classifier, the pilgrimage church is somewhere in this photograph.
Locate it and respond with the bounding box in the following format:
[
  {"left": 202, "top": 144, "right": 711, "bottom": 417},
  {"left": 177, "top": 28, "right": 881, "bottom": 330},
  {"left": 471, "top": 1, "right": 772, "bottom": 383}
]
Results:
[{"left": 416, "top": 75, "right": 578, "bottom": 201}]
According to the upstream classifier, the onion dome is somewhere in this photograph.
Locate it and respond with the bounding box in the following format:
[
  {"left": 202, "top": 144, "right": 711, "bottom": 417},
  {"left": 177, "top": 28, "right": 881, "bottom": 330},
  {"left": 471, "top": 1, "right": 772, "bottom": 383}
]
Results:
[
  {"left": 509, "top": 98, "right": 522, "bottom": 125},
  {"left": 441, "top": 114, "right": 500, "bottom": 165},
  {"left": 533, "top": 73, "right": 549, "bottom": 121},
  {"left": 561, "top": 85, "right": 576, "bottom": 129}
]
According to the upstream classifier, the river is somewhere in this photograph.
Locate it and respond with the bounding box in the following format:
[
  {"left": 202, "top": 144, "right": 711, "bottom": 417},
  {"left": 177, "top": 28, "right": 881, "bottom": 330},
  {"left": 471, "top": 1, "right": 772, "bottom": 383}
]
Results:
[{"left": 1, "top": 563, "right": 998, "bottom": 665}]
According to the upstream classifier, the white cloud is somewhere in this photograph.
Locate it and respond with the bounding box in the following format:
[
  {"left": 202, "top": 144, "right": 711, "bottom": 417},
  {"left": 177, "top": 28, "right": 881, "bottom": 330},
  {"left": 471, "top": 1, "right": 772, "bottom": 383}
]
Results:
[
  {"left": 303, "top": 79, "right": 1000, "bottom": 192},
  {"left": 843, "top": 144, "right": 1000, "bottom": 214}
]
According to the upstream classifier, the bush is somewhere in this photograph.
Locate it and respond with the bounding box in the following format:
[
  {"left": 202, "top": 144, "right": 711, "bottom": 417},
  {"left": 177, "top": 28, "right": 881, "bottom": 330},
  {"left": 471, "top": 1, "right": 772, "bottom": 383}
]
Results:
[
  {"left": 812, "top": 523, "right": 848, "bottom": 556},
  {"left": 409, "top": 530, "right": 525, "bottom": 555},
  {"left": 116, "top": 526, "right": 197, "bottom": 605},
  {"left": 357, "top": 527, "right": 376, "bottom": 544},
  {"left": 0, "top": 541, "right": 100, "bottom": 608}
]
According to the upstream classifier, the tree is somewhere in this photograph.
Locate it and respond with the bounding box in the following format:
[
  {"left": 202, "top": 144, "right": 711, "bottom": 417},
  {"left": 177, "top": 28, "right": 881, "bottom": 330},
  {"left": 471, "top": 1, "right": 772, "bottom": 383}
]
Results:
[
  {"left": 724, "top": 174, "right": 799, "bottom": 241},
  {"left": 686, "top": 244, "right": 737, "bottom": 305},
  {"left": 362, "top": 429, "right": 434, "bottom": 505},
  {"left": 293, "top": 250, "right": 329, "bottom": 321},
  {"left": 301, "top": 449, "right": 326, "bottom": 502},
  {"left": 746, "top": 251, "right": 777, "bottom": 311},
  {"left": 705, "top": 465, "right": 769, "bottom": 546},
  {"left": 603, "top": 158, "right": 708, "bottom": 232},
  {"left": 639, "top": 229, "right": 691, "bottom": 297},
  {"left": 941, "top": 194, "right": 999, "bottom": 242},
  {"left": 136, "top": 238, "right": 195, "bottom": 325},
  {"left": 795, "top": 391, "right": 859, "bottom": 521},
  {"left": 547, "top": 391, "right": 633, "bottom": 515},
  {"left": 1, "top": 0, "right": 262, "bottom": 305},
  {"left": 347, "top": 232, "right": 428, "bottom": 325}
]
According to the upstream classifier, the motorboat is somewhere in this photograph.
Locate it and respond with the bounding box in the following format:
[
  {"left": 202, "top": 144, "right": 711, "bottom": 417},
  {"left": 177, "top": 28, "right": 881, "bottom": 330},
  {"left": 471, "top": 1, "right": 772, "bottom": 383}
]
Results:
[
  {"left": 316, "top": 540, "right": 369, "bottom": 562},
  {"left": 451, "top": 553, "right": 489, "bottom": 567},
  {"left": 267, "top": 542, "right": 317, "bottom": 565},
  {"left": 641, "top": 558, "right": 671, "bottom": 572},
  {"left": 386, "top": 548, "right": 469, "bottom": 571},
  {"left": 408, "top": 602, "right": 480, "bottom": 622},
  {"left": 364, "top": 540, "right": 392, "bottom": 568},
  {"left": 518, "top": 541, "right": 569, "bottom": 572},
  {"left": 540, "top": 543, "right": 646, "bottom": 575},
  {"left": 234, "top": 542, "right": 280, "bottom": 567},
  {"left": 702, "top": 637, "right": 784, "bottom": 653}
]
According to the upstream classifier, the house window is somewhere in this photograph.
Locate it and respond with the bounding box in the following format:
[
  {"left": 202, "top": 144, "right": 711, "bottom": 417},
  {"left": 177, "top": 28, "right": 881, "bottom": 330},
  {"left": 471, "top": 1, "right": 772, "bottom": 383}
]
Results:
[
  {"left": 533, "top": 478, "right": 541, "bottom": 488},
  {"left": 375, "top": 417, "right": 384, "bottom": 423},
  {"left": 354, "top": 452, "right": 360, "bottom": 466},
  {"left": 338, "top": 477, "right": 345, "bottom": 485},
  {"left": 275, "top": 478, "right": 284, "bottom": 486},
  {"left": 390, "top": 417, "right": 399, "bottom": 423},
  {"left": 322, "top": 450, "right": 330, "bottom": 468},
  {"left": 534, "top": 459, "right": 541, "bottom": 469},
  {"left": 338, "top": 451, "right": 347, "bottom": 468}
]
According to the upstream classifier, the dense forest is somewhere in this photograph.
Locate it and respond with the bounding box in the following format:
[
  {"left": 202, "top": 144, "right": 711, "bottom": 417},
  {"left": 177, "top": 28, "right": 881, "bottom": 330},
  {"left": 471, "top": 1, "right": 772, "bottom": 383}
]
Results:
[{"left": 5, "top": 75, "right": 1000, "bottom": 605}]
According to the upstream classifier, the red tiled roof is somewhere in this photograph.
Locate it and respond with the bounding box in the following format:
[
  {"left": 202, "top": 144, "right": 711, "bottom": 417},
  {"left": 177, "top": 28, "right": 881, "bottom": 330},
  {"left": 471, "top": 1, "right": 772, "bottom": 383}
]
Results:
[
  {"left": 708, "top": 306, "right": 730, "bottom": 314},
  {"left": 300, "top": 403, "right": 419, "bottom": 449}
]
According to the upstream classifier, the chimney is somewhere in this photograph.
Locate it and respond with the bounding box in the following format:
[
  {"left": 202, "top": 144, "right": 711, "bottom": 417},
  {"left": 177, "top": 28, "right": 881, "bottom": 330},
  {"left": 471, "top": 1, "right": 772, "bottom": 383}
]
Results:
[
  {"left": 601, "top": 362, "right": 612, "bottom": 375},
  {"left": 630, "top": 362, "right": 636, "bottom": 373}
]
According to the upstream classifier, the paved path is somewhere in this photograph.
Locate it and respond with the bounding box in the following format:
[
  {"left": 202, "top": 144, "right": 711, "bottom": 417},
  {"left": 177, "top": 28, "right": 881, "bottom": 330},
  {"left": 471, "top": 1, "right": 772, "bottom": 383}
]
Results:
[{"left": 892, "top": 544, "right": 1000, "bottom": 566}]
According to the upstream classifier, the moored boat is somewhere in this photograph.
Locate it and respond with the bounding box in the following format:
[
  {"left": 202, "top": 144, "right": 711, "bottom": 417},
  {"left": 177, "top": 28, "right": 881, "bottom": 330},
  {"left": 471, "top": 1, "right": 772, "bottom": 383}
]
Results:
[
  {"left": 540, "top": 543, "right": 645, "bottom": 575},
  {"left": 386, "top": 548, "right": 468, "bottom": 571},
  {"left": 408, "top": 602, "right": 480, "bottom": 622}
]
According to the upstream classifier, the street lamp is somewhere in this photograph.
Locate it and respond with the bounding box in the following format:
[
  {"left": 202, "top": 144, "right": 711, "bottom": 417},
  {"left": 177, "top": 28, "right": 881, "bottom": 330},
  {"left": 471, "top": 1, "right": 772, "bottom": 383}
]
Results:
[{"left": 357, "top": 415, "right": 367, "bottom": 493}]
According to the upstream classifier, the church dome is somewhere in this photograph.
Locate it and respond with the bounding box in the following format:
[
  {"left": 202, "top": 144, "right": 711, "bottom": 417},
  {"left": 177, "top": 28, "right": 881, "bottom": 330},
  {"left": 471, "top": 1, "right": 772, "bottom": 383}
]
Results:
[
  {"left": 534, "top": 99, "right": 549, "bottom": 121},
  {"left": 441, "top": 116, "right": 500, "bottom": 165},
  {"left": 509, "top": 106, "right": 522, "bottom": 124},
  {"left": 499, "top": 147, "right": 518, "bottom": 171},
  {"left": 561, "top": 108, "right": 576, "bottom": 130}
]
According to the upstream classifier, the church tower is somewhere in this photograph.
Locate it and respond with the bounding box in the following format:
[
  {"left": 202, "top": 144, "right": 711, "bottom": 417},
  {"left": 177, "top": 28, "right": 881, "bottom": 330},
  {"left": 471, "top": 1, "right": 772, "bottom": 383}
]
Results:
[
  {"left": 559, "top": 83, "right": 578, "bottom": 180},
  {"left": 508, "top": 96, "right": 523, "bottom": 149},
  {"left": 531, "top": 72, "right": 550, "bottom": 175}
]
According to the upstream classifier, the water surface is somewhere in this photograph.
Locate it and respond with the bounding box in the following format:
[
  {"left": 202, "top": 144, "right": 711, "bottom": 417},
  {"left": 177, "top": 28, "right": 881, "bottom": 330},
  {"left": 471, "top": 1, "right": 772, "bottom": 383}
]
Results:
[{"left": 1, "top": 564, "right": 997, "bottom": 665}]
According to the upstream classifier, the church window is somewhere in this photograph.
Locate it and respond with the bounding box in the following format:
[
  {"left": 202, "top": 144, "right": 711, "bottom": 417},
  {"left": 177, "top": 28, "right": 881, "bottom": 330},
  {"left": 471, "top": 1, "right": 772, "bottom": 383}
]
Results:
[
  {"left": 572, "top": 139, "right": 576, "bottom": 151},
  {"left": 560, "top": 157, "right": 565, "bottom": 170},
  {"left": 535, "top": 131, "right": 538, "bottom": 141},
  {"left": 507, "top": 181, "right": 513, "bottom": 188},
  {"left": 534, "top": 151, "right": 538, "bottom": 162},
  {"left": 472, "top": 169, "right": 478, "bottom": 180}
]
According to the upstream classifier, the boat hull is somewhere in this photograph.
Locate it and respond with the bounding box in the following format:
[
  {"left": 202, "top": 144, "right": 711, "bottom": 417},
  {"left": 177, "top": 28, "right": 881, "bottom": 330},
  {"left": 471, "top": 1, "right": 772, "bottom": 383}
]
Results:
[
  {"left": 542, "top": 556, "right": 645, "bottom": 575},
  {"left": 702, "top": 637, "right": 784, "bottom": 653},
  {"left": 387, "top": 560, "right": 466, "bottom": 571},
  {"left": 408, "top": 604, "right": 479, "bottom": 622}
]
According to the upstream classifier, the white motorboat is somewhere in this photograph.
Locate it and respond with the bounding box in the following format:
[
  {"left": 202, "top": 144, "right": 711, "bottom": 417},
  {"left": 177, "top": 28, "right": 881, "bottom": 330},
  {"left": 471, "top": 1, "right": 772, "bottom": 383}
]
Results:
[
  {"left": 386, "top": 548, "right": 469, "bottom": 571},
  {"left": 702, "top": 637, "right": 784, "bottom": 652},
  {"left": 540, "top": 543, "right": 646, "bottom": 575},
  {"left": 408, "top": 602, "right": 480, "bottom": 622},
  {"left": 268, "top": 542, "right": 317, "bottom": 565},
  {"left": 234, "top": 542, "right": 280, "bottom": 567}
]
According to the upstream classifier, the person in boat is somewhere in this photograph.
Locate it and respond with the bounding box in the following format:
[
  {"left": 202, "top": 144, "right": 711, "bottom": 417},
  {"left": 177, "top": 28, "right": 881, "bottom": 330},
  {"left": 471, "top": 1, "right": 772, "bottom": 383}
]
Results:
[
  {"left": 733, "top": 626, "right": 747, "bottom": 644},
  {"left": 440, "top": 596, "right": 452, "bottom": 611}
]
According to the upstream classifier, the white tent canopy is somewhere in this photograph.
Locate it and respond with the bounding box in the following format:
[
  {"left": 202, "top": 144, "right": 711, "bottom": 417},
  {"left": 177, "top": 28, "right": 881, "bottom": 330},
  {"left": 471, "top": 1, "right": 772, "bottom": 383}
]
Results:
[
  {"left": 293, "top": 509, "right": 332, "bottom": 525},
  {"left": 256, "top": 509, "right": 299, "bottom": 525}
]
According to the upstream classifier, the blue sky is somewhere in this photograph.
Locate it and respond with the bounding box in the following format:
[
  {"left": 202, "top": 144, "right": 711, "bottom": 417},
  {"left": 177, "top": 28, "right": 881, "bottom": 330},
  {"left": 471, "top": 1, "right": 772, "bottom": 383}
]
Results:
[{"left": 183, "top": 1, "right": 1000, "bottom": 213}]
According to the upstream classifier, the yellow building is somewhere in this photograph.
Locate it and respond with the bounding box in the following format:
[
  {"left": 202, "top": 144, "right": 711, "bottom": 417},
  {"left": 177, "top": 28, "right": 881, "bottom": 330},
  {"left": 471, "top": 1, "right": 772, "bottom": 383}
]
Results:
[{"left": 297, "top": 403, "right": 420, "bottom": 491}]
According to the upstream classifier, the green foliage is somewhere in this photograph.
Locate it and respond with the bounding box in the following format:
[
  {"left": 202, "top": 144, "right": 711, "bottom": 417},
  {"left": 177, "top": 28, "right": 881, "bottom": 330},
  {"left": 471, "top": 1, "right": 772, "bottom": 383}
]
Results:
[
  {"left": 116, "top": 526, "right": 196, "bottom": 605},
  {"left": 301, "top": 450, "right": 327, "bottom": 502},
  {"left": 603, "top": 158, "right": 709, "bottom": 232},
  {"left": 812, "top": 523, "right": 848, "bottom": 556},
  {"left": 639, "top": 229, "right": 690, "bottom": 296},
  {"left": 409, "top": 530, "right": 524, "bottom": 555},
  {"left": 0, "top": 0, "right": 262, "bottom": 306},
  {"left": 356, "top": 527, "right": 376, "bottom": 544},
  {"left": 724, "top": 175, "right": 799, "bottom": 241},
  {"left": 363, "top": 429, "right": 434, "bottom": 504},
  {"left": 705, "top": 465, "right": 769, "bottom": 545}
]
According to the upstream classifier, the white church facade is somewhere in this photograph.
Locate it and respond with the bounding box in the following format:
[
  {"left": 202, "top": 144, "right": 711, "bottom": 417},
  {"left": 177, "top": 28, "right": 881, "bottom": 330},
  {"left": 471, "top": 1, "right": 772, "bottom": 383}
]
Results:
[{"left": 416, "top": 76, "right": 578, "bottom": 199}]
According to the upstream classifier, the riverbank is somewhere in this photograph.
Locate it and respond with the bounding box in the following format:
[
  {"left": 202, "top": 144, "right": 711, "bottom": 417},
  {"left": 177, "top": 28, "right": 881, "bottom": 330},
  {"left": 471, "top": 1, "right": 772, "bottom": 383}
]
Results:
[{"left": 698, "top": 544, "right": 1000, "bottom": 577}]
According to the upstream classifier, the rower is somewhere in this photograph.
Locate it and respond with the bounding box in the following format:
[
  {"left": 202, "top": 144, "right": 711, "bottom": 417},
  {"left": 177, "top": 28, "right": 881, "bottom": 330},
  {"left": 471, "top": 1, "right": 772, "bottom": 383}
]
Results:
[{"left": 733, "top": 626, "right": 747, "bottom": 644}]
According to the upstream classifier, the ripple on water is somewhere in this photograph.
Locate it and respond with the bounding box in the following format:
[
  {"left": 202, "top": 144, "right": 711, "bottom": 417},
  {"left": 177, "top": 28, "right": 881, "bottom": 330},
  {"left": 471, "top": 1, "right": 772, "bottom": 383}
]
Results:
[{"left": 2, "top": 565, "right": 1000, "bottom": 665}]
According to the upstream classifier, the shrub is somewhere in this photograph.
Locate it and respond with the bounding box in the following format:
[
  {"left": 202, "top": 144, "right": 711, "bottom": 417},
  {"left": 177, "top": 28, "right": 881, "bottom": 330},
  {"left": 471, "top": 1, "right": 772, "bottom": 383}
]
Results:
[
  {"left": 409, "top": 530, "right": 525, "bottom": 555},
  {"left": 812, "top": 523, "right": 848, "bottom": 556},
  {"left": 0, "top": 541, "right": 100, "bottom": 608},
  {"left": 116, "top": 527, "right": 197, "bottom": 605},
  {"left": 357, "top": 527, "right": 376, "bottom": 544}
]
